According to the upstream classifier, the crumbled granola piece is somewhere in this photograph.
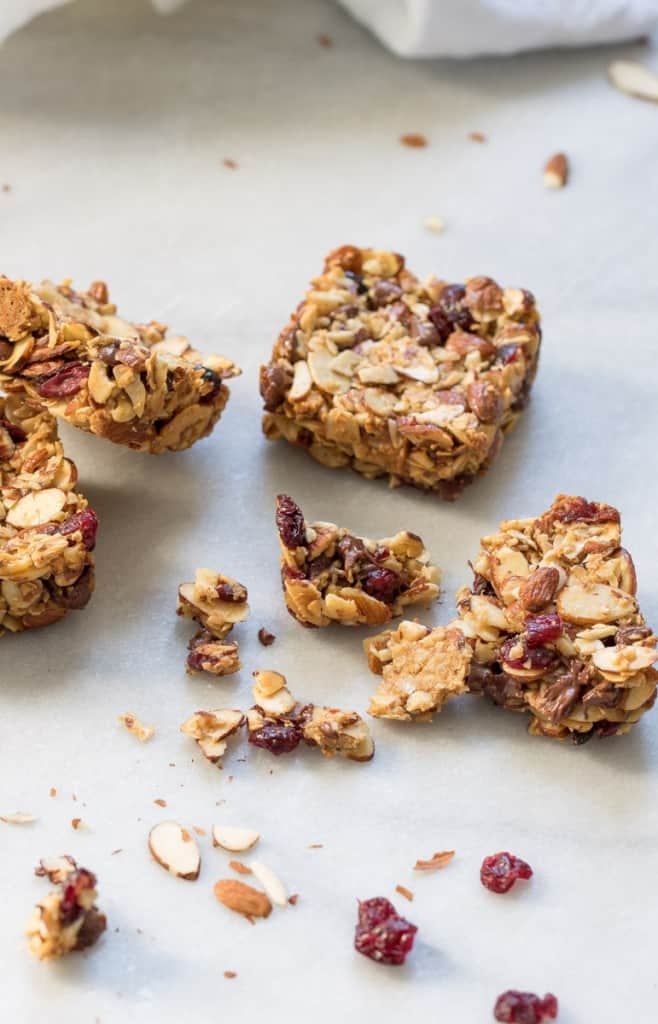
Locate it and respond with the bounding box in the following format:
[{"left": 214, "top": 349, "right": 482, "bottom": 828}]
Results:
[
  {"left": 0, "top": 276, "right": 240, "bottom": 453},
  {"left": 0, "top": 394, "right": 96, "bottom": 634},
  {"left": 258, "top": 626, "right": 276, "bottom": 646},
  {"left": 180, "top": 709, "right": 245, "bottom": 763},
  {"left": 275, "top": 494, "right": 439, "bottom": 628},
  {"left": 118, "top": 711, "right": 155, "bottom": 742},
  {"left": 26, "top": 862, "right": 106, "bottom": 960},
  {"left": 365, "top": 620, "right": 471, "bottom": 720},
  {"left": 177, "top": 569, "right": 249, "bottom": 675},
  {"left": 457, "top": 494, "right": 658, "bottom": 742},
  {"left": 247, "top": 671, "right": 374, "bottom": 762},
  {"left": 261, "top": 247, "right": 540, "bottom": 498}
]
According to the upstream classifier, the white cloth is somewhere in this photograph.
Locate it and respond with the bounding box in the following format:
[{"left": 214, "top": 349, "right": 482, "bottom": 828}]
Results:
[
  {"left": 338, "top": 0, "right": 658, "bottom": 57},
  {"left": 1, "top": 0, "right": 657, "bottom": 55}
]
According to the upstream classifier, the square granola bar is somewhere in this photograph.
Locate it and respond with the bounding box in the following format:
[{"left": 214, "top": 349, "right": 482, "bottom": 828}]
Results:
[
  {"left": 457, "top": 494, "right": 657, "bottom": 742},
  {"left": 261, "top": 246, "right": 540, "bottom": 498},
  {"left": 0, "top": 276, "right": 240, "bottom": 453}
]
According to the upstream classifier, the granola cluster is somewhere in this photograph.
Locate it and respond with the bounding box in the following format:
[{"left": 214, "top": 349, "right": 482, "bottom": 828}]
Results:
[
  {"left": 180, "top": 670, "right": 374, "bottom": 764},
  {"left": 365, "top": 620, "right": 471, "bottom": 720},
  {"left": 457, "top": 494, "right": 658, "bottom": 742},
  {"left": 261, "top": 246, "right": 540, "bottom": 498},
  {"left": 275, "top": 494, "right": 439, "bottom": 628},
  {"left": 0, "top": 394, "right": 96, "bottom": 633},
  {"left": 26, "top": 857, "right": 106, "bottom": 961},
  {"left": 177, "top": 569, "right": 249, "bottom": 675},
  {"left": 0, "top": 276, "right": 240, "bottom": 453}
]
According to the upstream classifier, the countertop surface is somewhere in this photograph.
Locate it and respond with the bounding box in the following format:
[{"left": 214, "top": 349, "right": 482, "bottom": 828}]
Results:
[{"left": 1, "top": 2, "right": 657, "bottom": 1021}]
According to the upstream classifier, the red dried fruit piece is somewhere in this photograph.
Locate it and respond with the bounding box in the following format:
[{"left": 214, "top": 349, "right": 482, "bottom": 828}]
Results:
[
  {"left": 59, "top": 868, "right": 96, "bottom": 925},
  {"left": 525, "top": 614, "right": 562, "bottom": 648},
  {"left": 248, "top": 721, "right": 302, "bottom": 756},
  {"left": 496, "top": 344, "right": 521, "bottom": 365},
  {"left": 480, "top": 852, "right": 533, "bottom": 894},
  {"left": 59, "top": 509, "right": 98, "bottom": 550},
  {"left": 276, "top": 494, "right": 307, "bottom": 550},
  {"left": 0, "top": 417, "right": 27, "bottom": 443},
  {"left": 539, "top": 495, "right": 619, "bottom": 531},
  {"left": 494, "top": 990, "right": 558, "bottom": 1022},
  {"left": 361, "top": 567, "right": 401, "bottom": 602},
  {"left": 36, "top": 362, "right": 90, "bottom": 398},
  {"left": 500, "top": 637, "right": 558, "bottom": 673},
  {"left": 354, "top": 897, "right": 417, "bottom": 966}
]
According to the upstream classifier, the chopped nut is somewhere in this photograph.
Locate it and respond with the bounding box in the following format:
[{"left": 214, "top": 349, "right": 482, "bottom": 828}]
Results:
[
  {"left": 214, "top": 879, "right": 272, "bottom": 919},
  {"left": 468, "top": 131, "right": 487, "bottom": 143},
  {"left": 414, "top": 850, "right": 455, "bottom": 871},
  {"left": 71, "top": 818, "right": 82, "bottom": 830},
  {"left": 49, "top": 788, "right": 57, "bottom": 798},
  {"left": 212, "top": 825, "right": 261, "bottom": 852},
  {"left": 288, "top": 894, "right": 299, "bottom": 905},
  {"left": 250, "top": 861, "right": 288, "bottom": 907},
  {"left": 229, "top": 860, "right": 252, "bottom": 875},
  {"left": 608, "top": 59, "right": 658, "bottom": 103},
  {"left": 400, "top": 133, "right": 428, "bottom": 148},
  {"left": 424, "top": 215, "right": 445, "bottom": 233},
  {"left": 222, "top": 158, "right": 238, "bottom": 169},
  {"left": 543, "top": 152, "right": 569, "bottom": 189},
  {"left": 1, "top": 811, "right": 37, "bottom": 824},
  {"left": 258, "top": 627, "right": 276, "bottom": 646},
  {"left": 154, "top": 799, "right": 167, "bottom": 808},
  {"left": 118, "top": 712, "right": 155, "bottom": 742},
  {"left": 395, "top": 884, "right": 414, "bottom": 901},
  {"left": 148, "top": 821, "right": 201, "bottom": 880},
  {"left": 224, "top": 970, "right": 237, "bottom": 979},
  {"left": 180, "top": 710, "right": 245, "bottom": 764}
]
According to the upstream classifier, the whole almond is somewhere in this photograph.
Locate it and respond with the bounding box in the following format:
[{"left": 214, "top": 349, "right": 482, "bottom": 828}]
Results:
[
  {"left": 518, "top": 567, "right": 560, "bottom": 611},
  {"left": 543, "top": 152, "right": 568, "bottom": 189},
  {"left": 214, "top": 879, "right": 272, "bottom": 918},
  {"left": 466, "top": 380, "right": 503, "bottom": 423}
]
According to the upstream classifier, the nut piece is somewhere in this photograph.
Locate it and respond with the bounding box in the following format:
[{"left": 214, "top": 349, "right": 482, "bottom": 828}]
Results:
[
  {"left": 1, "top": 811, "right": 37, "bottom": 824},
  {"left": 214, "top": 879, "right": 272, "bottom": 919},
  {"left": 543, "top": 152, "right": 568, "bottom": 189},
  {"left": 518, "top": 567, "right": 560, "bottom": 612},
  {"left": 180, "top": 709, "right": 245, "bottom": 763},
  {"left": 187, "top": 630, "right": 241, "bottom": 676},
  {"left": 414, "top": 850, "right": 455, "bottom": 871},
  {"left": 302, "top": 706, "right": 375, "bottom": 761},
  {"left": 118, "top": 711, "right": 155, "bottom": 742},
  {"left": 365, "top": 621, "right": 472, "bottom": 721},
  {"left": 178, "top": 569, "right": 249, "bottom": 639},
  {"left": 250, "top": 862, "right": 288, "bottom": 907},
  {"left": 212, "top": 826, "right": 261, "bottom": 853},
  {"left": 275, "top": 494, "right": 440, "bottom": 628},
  {"left": 148, "top": 821, "right": 201, "bottom": 880},
  {"left": 35, "top": 855, "right": 77, "bottom": 883},
  {"left": 608, "top": 59, "right": 658, "bottom": 104}
]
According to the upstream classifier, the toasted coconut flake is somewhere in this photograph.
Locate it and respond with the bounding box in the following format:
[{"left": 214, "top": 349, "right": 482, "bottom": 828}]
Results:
[{"left": 414, "top": 850, "right": 455, "bottom": 871}]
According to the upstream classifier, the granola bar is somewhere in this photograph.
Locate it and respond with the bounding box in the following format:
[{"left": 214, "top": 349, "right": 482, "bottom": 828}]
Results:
[
  {"left": 261, "top": 246, "right": 540, "bottom": 498},
  {"left": 275, "top": 494, "right": 439, "bottom": 628},
  {"left": 456, "top": 494, "right": 658, "bottom": 742},
  {"left": 0, "top": 394, "right": 96, "bottom": 633},
  {"left": 177, "top": 569, "right": 249, "bottom": 675},
  {"left": 365, "top": 620, "right": 472, "bottom": 720},
  {"left": 0, "top": 276, "right": 240, "bottom": 453},
  {"left": 27, "top": 858, "right": 106, "bottom": 960},
  {"left": 247, "top": 670, "right": 374, "bottom": 761}
]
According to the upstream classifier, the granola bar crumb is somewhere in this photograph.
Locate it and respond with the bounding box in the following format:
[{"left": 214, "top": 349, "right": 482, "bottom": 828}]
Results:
[
  {"left": 224, "top": 970, "right": 237, "bottom": 979},
  {"left": 26, "top": 861, "right": 106, "bottom": 960},
  {"left": 71, "top": 818, "right": 81, "bottom": 830},
  {"left": 395, "top": 884, "right": 414, "bottom": 901},
  {"left": 178, "top": 569, "right": 248, "bottom": 675},
  {"left": 180, "top": 709, "right": 245, "bottom": 764},
  {"left": 288, "top": 893, "right": 299, "bottom": 905},
  {"left": 317, "top": 33, "right": 333, "bottom": 47},
  {"left": 414, "top": 850, "right": 455, "bottom": 871},
  {"left": 400, "top": 133, "right": 427, "bottom": 148},
  {"left": 468, "top": 131, "right": 487, "bottom": 142},
  {"left": 154, "top": 799, "right": 167, "bottom": 808},
  {"left": 118, "top": 712, "right": 155, "bottom": 742},
  {"left": 258, "top": 626, "right": 276, "bottom": 646},
  {"left": 49, "top": 788, "right": 57, "bottom": 798},
  {"left": 222, "top": 158, "right": 238, "bottom": 169},
  {"left": 424, "top": 215, "right": 445, "bottom": 234},
  {"left": 276, "top": 494, "right": 439, "bottom": 628}
]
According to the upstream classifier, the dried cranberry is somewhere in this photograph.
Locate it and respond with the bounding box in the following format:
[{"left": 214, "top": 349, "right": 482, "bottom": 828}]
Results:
[
  {"left": 361, "top": 567, "right": 401, "bottom": 602},
  {"left": 494, "top": 990, "right": 558, "bottom": 1022},
  {"left": 427, "top": 305, "right": 453, "bottom": 342},
  {"left": 36, "top": 362, "right": 90, "bottom": 398},
  {"left": 0, "top": 418, "right": 26, "bottom": 443},
  {"left": 248, "top": 721, "right": 302, "bottom": 756},
  {"left": 370, "top": 281, "right": 402, "bottom": 307},
  {"left": 526, "top": 614, "right": 562, "bottom": 648},
  {"left": 59, "top": 868, "right": 96, "bottom": 925},
  {"left": 344, "top": 270, "right": 368, "bottom": 295},
  {"left": 259, "top": 365, "right": 290, "bottom": 411},
  {"left": 495, "top": 344, "right": 520, "bottom": 365},
  {"left": 480, "top": 852, "right": 533, "bottom": 894},
  {"left": 354, "top": 897, "right": 417, "bottom": 966},
  {"left": 435, "top": 283, "right": 474, "bottom": 332},
  {"left": 275, "top": 494, "right": 306, "bottom": 550},
  {"left": 500, "top": 637, "right": 557, "bottom": 673},
  {"left": 59, "top": 509, "right": 98, "bottom": 550}
]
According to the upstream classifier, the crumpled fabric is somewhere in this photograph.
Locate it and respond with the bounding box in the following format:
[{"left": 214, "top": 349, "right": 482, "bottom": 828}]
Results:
[
  {"left": 337, "top": 0, "right": 658, "bottom": 57},
  {"left": 1, "top": 0, "right": 657, "bottom": 56}
]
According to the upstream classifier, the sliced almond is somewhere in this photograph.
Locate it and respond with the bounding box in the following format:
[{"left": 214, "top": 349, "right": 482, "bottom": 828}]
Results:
[
  {"left": 180, "top": 710, "right": 244, "bottom": 763},
  {"left": 0, "top": 811, "right": 37, "bottom": 824},
  {"left": 148, "top": 820, "right": 201, "bottom": 880},
  {"left": 251, "top": 681, "right": 296, "bottom": 716},
  {"left": 118, "top": 711, "right": 155, "bottom": 742},
  {"left": 35, "top": 855, "right": 77, "bottom": 883},
  {"left": 608, "top": 59, "right": 658, "bottom": 104},
  {"left": 214, "top": 879, "right": 272, "bottom": 919},
  {"left": 396, "top": 362, "right": 439, "bottom": 384},
  {"left": 357, "top": 364, "right": 400, "bottom": 385},
  {"left": 288, "top": 360, "right": 312, "bottom": 402},
  {"left": 250, "top": 861, "right": 288, "bottom": 907},
  {"left": 308, "top": 348, "right": 346, "bottom": 394},
  {"left": 252, "top": 669, "right": 286, "bottom": 698},
  {"left": 212, "top": 825, "right": 261, "bottom": 853},
  {"left": 557, "top": 579, "right": 636, "bottom": 626},
  {"left": 592, "top": 644, "right": 658, "bottom": 678},
  {"left": 6, "top": 488, "right": 66, "bottom": 528}
]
